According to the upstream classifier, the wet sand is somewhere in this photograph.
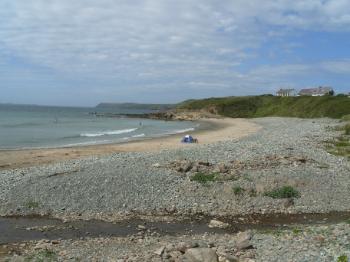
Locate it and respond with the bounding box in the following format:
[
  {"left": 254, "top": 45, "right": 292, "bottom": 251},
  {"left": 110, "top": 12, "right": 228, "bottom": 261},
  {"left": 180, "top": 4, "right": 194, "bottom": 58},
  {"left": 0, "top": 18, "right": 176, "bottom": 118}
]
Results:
[{"left": 0, "top": 118, "right": 260, "bottom": 170}]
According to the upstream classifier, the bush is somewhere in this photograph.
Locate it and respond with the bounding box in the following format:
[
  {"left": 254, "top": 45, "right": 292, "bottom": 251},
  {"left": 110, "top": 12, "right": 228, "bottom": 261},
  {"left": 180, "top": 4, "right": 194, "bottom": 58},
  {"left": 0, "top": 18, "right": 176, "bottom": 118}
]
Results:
[
  {"left": 190, "top": 172, "right": 217, "bottom": 184},
  {"left": 264, "top": 186, "right": 300, "bottom": 199}
]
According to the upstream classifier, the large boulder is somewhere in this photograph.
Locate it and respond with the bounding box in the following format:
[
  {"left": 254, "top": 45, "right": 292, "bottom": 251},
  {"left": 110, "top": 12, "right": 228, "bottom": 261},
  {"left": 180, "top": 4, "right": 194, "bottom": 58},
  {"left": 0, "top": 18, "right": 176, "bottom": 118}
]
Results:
[
  {"left": 208, "top": 219, "right": 229, "bottom": 229},
  {"left": 235, "top": 231, "right": 253, "bottom": 251},
  {"left": 185, "top": 248, "right": 218, "bottom": 262}
]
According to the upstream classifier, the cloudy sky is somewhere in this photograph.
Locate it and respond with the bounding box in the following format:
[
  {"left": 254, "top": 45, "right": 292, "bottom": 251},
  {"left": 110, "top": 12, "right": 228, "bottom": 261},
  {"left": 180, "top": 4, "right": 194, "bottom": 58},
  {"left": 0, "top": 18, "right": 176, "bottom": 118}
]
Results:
[{"left": 1, "top": 0, "right": 350, "bottom": 106}]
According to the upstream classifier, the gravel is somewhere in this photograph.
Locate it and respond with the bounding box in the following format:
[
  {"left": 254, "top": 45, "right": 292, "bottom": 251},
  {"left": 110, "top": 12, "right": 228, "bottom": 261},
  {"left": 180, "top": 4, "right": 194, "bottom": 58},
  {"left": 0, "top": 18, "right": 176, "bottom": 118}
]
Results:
[{"left": 0, "top": 117, "right": 349, "bottom": 220}]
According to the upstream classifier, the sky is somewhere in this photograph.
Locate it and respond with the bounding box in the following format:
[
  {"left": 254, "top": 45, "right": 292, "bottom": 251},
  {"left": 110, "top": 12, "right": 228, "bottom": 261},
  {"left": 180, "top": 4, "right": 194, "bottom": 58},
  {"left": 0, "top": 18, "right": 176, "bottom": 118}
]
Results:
[{"left": 0, "top": 0, "right": 350, "bottom": 106}]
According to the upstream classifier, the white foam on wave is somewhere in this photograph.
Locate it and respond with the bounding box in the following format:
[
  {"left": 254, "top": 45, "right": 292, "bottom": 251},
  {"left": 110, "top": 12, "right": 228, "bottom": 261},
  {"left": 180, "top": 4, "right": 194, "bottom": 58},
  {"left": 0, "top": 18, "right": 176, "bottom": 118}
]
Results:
[
  {"left": 121, "top": 133, "right": 146, "bottom": 141},
  {"left": 63, "top": 140, "right": 111, "bottom": 147},
  {"left": 132, "top": 133, "right": 145, "bottom": 138},
  {"left": 173, "top": 128, "right": 195, "bottom": 134},
  {"left": 80, "top": 128, "right": 138, "bottom": 137}
]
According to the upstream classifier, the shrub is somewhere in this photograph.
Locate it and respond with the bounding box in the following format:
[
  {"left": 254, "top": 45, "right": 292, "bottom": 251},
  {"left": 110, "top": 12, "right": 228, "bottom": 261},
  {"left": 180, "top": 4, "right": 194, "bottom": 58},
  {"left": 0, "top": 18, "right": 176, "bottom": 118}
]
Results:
[
  {"left": 190, "top": 172, "right": 217, "bottom": 184},
  {"left": 264, "top": 186, "right": 300, "bottom": 199}
]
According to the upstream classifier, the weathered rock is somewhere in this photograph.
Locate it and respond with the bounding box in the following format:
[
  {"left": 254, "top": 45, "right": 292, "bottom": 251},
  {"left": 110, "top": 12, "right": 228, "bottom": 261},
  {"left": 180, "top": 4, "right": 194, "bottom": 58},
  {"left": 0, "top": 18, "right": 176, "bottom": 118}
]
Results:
[
  {"left": 154, "top": 246, "right": 165, "bottom": 256},
  {"left": 169, "top": 250, "right": 183, "bottom": 260},
  {"left": 283, "top": 198, "right": 294, "bottom": 208},
  {"left": 218, "top": 255, "right": 239, "bottom": 262},
  {"left": 185, "top": 248, "right": 218, "bottom": 262},
  {"left": 176, "top": 242, "right": 187, "bottom": 253},
  {"left": 176, "top": 242, "right": 198, "bottom": 253},
  {"left": 137, "top": 225, "right": 146, "bottom": 230},
  {"left": 235, "top": 231, "right": 253, "bottom": 251},
  {"left": 181, "top": 162, "right": 193, "bottom": 173},
  {"left": 208, "top": 219, "right": 230, "bottom": 229},
  {"left": 218, "top": 163, "right": 230, "bottom": 173}
]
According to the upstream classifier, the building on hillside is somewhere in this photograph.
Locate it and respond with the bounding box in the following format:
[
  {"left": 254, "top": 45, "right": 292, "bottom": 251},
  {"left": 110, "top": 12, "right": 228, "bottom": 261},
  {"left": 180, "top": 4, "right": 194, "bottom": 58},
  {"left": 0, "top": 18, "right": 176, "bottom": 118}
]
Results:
[
  {"left": 276, "top": 88, "right": 297, "bottom": 97},
  {"left": 298, "top": 86, "right": 334, "bottom": 96}
]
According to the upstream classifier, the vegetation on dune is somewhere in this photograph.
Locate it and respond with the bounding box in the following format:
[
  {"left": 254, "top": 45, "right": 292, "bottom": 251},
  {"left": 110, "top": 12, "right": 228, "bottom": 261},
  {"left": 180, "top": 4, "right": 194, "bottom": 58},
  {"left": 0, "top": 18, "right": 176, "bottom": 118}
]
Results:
[
  {"left": 178, "top": 96, "right": 350, "bottom": 119},
  {"left": 264, "top": 186, "right": 300, "bottom": 199},
  {"left": 345, "top": 123, "right": 350, "bottom": 135},
  {"left": 24, "top": 249, "right": 57, "bottom": 262},
  {"left": 337, "top": 255, "right": 348, "bottom": 262},
  {"left": 25, "top": 200, "right": 39, "bottom": 209},
  {"left": 190, "top": 172, "right": 217, "bottom": 184},
  {"left": 232, "top": 186, "right": 245, "bottom": 195},
  {"left": 326, "top": 122, "right": 350, "bottom": 159}
]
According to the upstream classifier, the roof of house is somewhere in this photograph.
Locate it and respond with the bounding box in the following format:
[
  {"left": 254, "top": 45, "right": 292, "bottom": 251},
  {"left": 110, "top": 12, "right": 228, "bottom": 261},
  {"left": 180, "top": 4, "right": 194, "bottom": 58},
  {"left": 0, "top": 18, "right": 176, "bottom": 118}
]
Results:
[
  {"left": 299, "top": 86, "right": 333, "bottom": 95},
  {"left": 277, "top": 88, "right": 295, "bottom": 93}
]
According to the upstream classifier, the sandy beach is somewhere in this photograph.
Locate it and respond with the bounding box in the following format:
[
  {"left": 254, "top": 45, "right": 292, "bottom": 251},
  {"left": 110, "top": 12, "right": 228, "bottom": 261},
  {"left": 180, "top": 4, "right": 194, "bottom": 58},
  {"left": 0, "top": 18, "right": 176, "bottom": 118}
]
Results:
[{"left": 0, "top": 118, "right": 260, "bottom": 170}]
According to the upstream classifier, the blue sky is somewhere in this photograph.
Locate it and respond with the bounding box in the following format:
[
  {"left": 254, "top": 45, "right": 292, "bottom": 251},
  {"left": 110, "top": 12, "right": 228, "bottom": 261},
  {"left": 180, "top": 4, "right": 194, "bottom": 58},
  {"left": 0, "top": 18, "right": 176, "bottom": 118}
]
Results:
[{"left": 1, "top": 0, "right": 350, "bottom": 106}]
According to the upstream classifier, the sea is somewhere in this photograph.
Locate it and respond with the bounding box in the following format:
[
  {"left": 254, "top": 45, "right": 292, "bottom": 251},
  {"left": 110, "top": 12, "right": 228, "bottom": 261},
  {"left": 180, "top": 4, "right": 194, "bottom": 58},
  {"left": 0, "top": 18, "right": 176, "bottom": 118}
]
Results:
[{"left": 0, "top": 104, "right": 197, "bottom": 149}]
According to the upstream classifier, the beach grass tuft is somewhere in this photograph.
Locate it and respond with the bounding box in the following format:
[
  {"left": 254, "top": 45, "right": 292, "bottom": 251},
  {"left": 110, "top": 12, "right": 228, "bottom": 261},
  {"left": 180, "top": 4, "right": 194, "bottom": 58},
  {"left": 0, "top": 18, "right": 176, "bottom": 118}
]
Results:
[
  {"left": 264, "top": 186, "right": 300, "bottom": 199},
  {"left": 25, "top": 200, "right": 39, "bottom": 209},
  {"left": 190, "top": 172, "right": 217, "bottom": 184},
  {"left": 337, "top": 255, "right": 348, "bottom": 262},
  {"left": 232, "top": 186, "right": 245, "bottom": 195},
  {"left": 25, "top": 249, "right": 57, "bottom": 262}
]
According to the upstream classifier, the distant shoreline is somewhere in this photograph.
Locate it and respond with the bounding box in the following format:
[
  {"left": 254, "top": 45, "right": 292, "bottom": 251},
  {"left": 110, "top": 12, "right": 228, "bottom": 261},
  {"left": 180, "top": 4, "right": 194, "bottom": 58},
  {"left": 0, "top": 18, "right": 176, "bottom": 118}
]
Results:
[{"left": 0, "top": 118, "right": 260, "bottom": 170}]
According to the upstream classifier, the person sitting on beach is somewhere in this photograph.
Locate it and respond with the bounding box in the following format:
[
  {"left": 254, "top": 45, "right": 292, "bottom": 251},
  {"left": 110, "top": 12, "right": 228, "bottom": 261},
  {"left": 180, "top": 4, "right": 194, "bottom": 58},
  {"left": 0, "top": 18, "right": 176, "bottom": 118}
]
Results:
[{"left": 181, "top": 135, "right": 198, "bottom": 143}]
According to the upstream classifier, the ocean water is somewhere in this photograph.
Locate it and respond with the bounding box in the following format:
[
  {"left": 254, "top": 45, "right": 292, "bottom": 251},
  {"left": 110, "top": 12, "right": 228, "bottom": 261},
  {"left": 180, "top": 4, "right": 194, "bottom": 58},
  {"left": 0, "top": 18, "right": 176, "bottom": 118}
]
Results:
[{"left": 0, "top": 104, "right": 197, "bottom": 149}]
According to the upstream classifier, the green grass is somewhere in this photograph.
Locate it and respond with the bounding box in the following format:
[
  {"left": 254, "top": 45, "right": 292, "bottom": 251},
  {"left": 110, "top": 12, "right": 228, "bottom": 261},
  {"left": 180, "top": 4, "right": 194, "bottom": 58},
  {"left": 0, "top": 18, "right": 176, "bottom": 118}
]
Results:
[
  {"left": 249, "top": 188, "right": 257, "bottom": 197},
  {"left": 25, "top": 200, "right": 39, "bottom": 209},
  {"left": 264, "top": 186, "right": 300, "bottom": 199},
  {"left": 233, "top": 186, "right": 245, "bottom": 195},
  {"left": 335, "top": 141, "right": 350, "bottom": 147},
  {"left": 326, "top": 130, "right": 350, "bottom": 159},
  {"left": 259, "top": 228, "right": 285, "bottom": 236},
  {"left": 345, "top": 123, "right": 350, "bottom": 135},
  {"left": 337, "top": 255, "right": 348, "bottom": 262},
  {"left": 190, "top": 172, "right": 217, "bottom": 184},
  {"left": 342, "top": 114, "right": 350, "bottom": 121},
  {"left": 178, "top": 95, "right": 350, "bottom": 119},
  {"left": 25, "top": 249, "right": 57, "bottom": 262},
  {"left": 292, "top": 228, "right": 302, "bottom": 235}
]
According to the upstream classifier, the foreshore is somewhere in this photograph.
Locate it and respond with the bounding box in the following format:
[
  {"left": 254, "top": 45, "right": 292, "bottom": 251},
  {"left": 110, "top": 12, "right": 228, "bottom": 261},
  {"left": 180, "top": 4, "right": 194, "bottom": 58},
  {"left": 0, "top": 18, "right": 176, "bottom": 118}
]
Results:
[
  {"left": 0, "top": 118, "right": 260, "bottom": 170},
  {"left": 1, "top": 117, "right": 350, "bottom": 261}
]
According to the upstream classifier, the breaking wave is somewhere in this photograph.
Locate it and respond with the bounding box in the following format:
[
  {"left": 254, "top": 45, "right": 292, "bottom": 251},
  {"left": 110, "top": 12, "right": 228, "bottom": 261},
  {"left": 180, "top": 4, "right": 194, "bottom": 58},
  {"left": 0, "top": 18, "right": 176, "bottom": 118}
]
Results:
[
  {"left": 80, "top": 128, "right": 138, "bottom": 137},
  {"left": 173, "top": 128, "right": 195, "bottom": 134},
  {"left": 132, "top": 133, "right": 145, "bottom": 138}
]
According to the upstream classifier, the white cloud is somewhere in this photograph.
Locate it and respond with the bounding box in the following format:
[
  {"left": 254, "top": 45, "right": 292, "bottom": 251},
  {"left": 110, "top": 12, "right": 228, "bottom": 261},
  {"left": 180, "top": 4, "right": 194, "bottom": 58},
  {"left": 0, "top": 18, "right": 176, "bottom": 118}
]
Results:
[{"left": 0, "top": 0, "right": 350, "bottom": 104}]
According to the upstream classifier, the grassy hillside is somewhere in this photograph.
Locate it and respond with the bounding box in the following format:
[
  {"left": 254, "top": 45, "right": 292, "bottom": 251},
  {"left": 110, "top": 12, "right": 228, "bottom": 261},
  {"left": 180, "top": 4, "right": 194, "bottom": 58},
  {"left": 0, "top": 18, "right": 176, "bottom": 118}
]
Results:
[
  {"left": 95, "top": 103, "right": 175, "bottom": 111},
  {"left": 177, "top": 96, "right": 350, "bottom": 118}
]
